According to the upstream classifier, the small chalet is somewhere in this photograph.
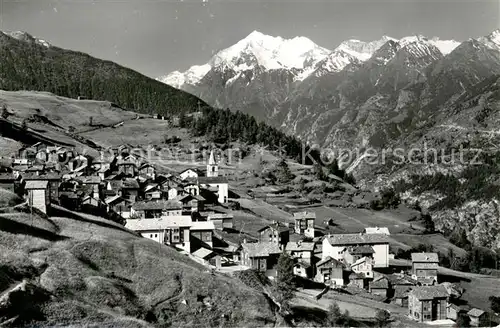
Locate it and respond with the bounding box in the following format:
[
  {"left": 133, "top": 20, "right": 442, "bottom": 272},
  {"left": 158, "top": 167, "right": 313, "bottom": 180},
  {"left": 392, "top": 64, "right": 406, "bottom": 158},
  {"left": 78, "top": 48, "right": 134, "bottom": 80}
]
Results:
[
  {"left": 348, "top": 272, "right": 365, "bottom": 289},
  {"left": 207, "top": 213, "right": 234, "bottom": 230},
  {"left": 121, "top": 178, "right": 140, "bottom": 202},
  {"left": 369, "top": 276, "right": 389, "bottom": 297},
  {"left": 293, "top": 211, "right": 316, "bottom": 238},
  {"left": 25, "top": 165, "right": 45, "bottom": 176},
  {"left": 446, "top": 303, "right": 463, "bottom": 321},
  {"left": 0, "top": 173, "right": 16, "bottom": 193},
  {"left": 177, "top": 194, "right": 205, "bottom": 212},
  {"left": 408, "top": 285, "right": 449, "bottom": 322},
  {"left": 168, "top": 186, "right": 185, "bottom": 200},
  {"left": 286, "top": 241, "right": 315, "bottom": 278},
  {"left": 179, "top": 168, "right": 201, "bottom": 181},
  {"left": 25, "top": 180, "right": 50, "bottom": 214},
  {"left": 315, "top": 256, "right": 344, "bottom": 287},
  {"left": 286, "top": 241, "right": 315, "bottom": 266},
  {"left": 350, "top": 256, "right": 373, "bottom": 279},
  {"left": 411, "top": 253, "right": 439, "bottom": 285},
  {"left": 342, "top": 245, "right": 375, "bottom": 266},
  {"left": 144, "top": 184, "right": 162, "bottom": 200},
  {"left": 131, "top": 200, "right": 182, "bottom": 218},
  {"left": 138, "top": 163, "right": 156, "bottom": 180},
  {"left": 467, "top": 308, "right": 487, "bottom": 327},
  {"left": 240, "top": 242, "right": 282, "bottom": 272},
  {"left": 388, "top": 274, "right": 418, "bottom": 307},
  {"left": 105, "top": 195, "right": 132, "bottom": 219},
  {"left": 192, "top": 247, "right": 221, "bottom": 268},
  {"left": 117, "top": 159, "right": 137, "bottom": 176},
  {"left": 183, "top": 180, "right": 200, "bottom": 196},
  {"left": 190, "top": 221, "right": 215, "bottom": 249},
  {"left": 24, "top": 174, "right": 61, "bottom": 203},
  {"left": 163, "top": 215, "right": 193, "bottom": 251},
  {"left": 258, "top": 223, "right": 290, "bottom": 249},
  {"left": 78, "top": 176, "right": 101, "bottom": 200}
]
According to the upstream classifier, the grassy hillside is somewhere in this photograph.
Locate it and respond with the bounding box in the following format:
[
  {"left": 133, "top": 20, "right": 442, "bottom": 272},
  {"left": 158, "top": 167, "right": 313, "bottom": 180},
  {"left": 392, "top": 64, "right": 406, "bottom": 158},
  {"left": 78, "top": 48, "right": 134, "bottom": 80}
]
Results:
[
  {"left": 0, "top": 32, "right": 208, "bottom": 116},
  {"left": 0, "top": 203, "right": 277, "bottom": 327}
]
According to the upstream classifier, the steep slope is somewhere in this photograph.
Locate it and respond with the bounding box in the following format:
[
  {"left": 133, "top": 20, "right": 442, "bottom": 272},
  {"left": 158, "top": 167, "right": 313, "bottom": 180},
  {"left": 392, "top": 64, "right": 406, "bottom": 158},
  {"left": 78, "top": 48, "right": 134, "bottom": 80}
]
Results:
[
  {"left": 0, "top": 206, "right": 277, "bottom": 327},
  {"left": 0, "top": 31, "right": 209, "bottom": 116}
]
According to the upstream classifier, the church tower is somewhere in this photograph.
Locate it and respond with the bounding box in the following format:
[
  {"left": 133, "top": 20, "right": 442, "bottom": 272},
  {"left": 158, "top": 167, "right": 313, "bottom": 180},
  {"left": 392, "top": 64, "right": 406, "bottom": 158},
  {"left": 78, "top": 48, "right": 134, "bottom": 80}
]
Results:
[{"left": 207, "top": 149, "right": 218, "bottom": 177}]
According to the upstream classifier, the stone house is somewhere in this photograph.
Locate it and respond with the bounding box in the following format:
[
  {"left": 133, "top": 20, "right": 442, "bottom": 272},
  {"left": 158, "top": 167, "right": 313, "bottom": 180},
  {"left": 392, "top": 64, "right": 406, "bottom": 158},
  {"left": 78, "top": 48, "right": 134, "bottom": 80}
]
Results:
[
  {"left": 314, "top": 256, "right": 344, "bottom": 287},
  {"left": 239, "top": 242, "right": 282, "bottom": 272},
  {"left": 190, "top": 221, "right": 215, "bottom": 249},
  {"left": 369, "top": 276, "right": 390, "bottom": 297},
  {"left": 25, "top": 180, "right": 50, "bottom": 214},
  {"left": 467, "top": 308, "right": 487, "bottom": 327},
  {"left": 408, "top": 285, "right": 448, "bottom": 322},
  {"left": 411, "top": 253, "right": 439, "bottom": 285},
  {"left": 207, "top": 213, "right": 234, "bottom": 230},
  {"left": 350, "top": 256, "right": 373, "bottom": 279},
  {"left": 0, "top": 173, "right": 16, "bottom": 193},
  {"left": 258, "top": 223, "right": 290, "bottom": 249},
  {"left": 293, "top": 211, "right": 315, "bottom": 238}
]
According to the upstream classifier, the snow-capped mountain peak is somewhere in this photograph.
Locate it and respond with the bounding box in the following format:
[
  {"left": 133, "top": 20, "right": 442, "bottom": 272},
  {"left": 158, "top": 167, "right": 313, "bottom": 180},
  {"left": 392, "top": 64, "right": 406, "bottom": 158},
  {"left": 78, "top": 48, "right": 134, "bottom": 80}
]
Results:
[
  {"left": 210, "top": 30, "right": 331, "bottom": 71},
  {"left": 335, "top": 35, "right": 397, "bottom": 61},
  {"left": 478, "top": 29, "right": 500, "bottom": 51},
  {"left": 160, "top": 64, "right": 211, "bottom": 89}
]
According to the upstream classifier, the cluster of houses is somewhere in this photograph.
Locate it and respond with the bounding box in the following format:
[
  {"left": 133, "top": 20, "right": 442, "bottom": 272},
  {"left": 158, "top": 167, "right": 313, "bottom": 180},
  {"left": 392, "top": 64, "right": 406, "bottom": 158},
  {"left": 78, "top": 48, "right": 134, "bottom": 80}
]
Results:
[
  {"left": 0, "top": 142, "right": 229, "bottom": 221},
  {"left": 0, "top": 141, "right": 491, "bottom": 326}
]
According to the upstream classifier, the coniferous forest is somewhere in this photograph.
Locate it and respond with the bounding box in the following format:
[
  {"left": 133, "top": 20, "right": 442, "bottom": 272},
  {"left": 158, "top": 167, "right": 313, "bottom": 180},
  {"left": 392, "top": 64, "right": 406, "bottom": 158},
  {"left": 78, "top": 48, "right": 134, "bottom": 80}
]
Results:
[{"left": 0, "top": 33, "right": 206, "bottom": 115}]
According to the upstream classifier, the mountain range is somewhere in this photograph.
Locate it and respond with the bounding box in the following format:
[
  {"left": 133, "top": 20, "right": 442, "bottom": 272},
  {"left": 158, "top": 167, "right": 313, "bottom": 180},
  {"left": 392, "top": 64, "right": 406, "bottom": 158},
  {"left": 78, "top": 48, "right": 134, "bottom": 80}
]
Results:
[
  {"left": 158, "top": 30, "right": 499, "bottom": 149},
  {"left": 160, "top": 29, "right": 500, "bottom": 248}
]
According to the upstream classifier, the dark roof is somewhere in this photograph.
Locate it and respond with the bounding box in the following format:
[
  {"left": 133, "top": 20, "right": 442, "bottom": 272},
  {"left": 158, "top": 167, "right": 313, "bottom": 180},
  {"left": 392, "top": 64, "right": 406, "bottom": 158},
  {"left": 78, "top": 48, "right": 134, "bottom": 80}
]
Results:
[
  {"left": 25, "top": 180, "right": 49, "bottom": 189},
  {"left": 349, "top": 272, "right": 364, "bottom": 279},
  {"left": 293, "top": 211, "right": 316, "bottom": 220},
  {"left": 286, "top": 241, "right": 315, "bottom": 252},
  {"left": 316, "top": 256, "right": 343, "bottom": 268},
  {"left": 132, "top": 200, "right": 182, "bottom": 211},
  {"left": 121, "top": 178, "right": 140, "bottom": 189},
  {"left": 394, "top": 285, "right": 412, "bottom": 298},
  {"left": 348, "top": 245, "right": 375, "bottom": 254},
  {"left": 409, "top": 286, "right": 448, "bottom": 300},
  {"left": 241, "top": 242, "right": 281, "bottom": 257},
  {"left": 257, "top": 224, "right": 289, "bottom": 234},
  {"left": 411, "top": 253, "right": 439, "bottom": 263},
  {"left": 0, "top": 173, "right": 15, "bottom": 181},
  {"left": 198, "top": 176, "right": 228, "bottom": 184},
  {"left": 325, "top": 233, "right": 390, "bottom": 246},
  {"left": 23, "top": 173, "right": 61, "bottom": 181},
  {"left": 467, "top": 308, "right": 485, "bottom": 317},
  {"left": 387, "top": 274, "right": 418, "bottom": 286},
  {"left": 370, "top": 277, "right": 389, "bottom": 289}
]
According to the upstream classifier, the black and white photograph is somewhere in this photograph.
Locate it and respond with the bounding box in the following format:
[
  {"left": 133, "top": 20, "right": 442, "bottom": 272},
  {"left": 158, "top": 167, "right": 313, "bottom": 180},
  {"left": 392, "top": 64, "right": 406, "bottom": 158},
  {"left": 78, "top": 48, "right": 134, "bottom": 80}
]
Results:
[{"left": 0, "top": 0, "right": 499, "bottom": 327}]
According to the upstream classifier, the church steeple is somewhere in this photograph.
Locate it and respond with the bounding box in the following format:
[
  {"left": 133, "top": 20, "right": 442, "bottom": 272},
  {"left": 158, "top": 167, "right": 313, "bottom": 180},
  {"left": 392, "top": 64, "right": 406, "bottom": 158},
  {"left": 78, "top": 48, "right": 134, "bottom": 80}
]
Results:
[{"left": 207, "top": 149, "right": 218, "bottom": 177}]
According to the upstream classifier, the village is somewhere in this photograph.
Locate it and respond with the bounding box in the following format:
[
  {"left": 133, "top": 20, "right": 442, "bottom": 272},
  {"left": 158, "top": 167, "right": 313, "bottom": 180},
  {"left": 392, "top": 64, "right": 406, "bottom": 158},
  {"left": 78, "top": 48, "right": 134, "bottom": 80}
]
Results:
[{"left": 0, "top": 140, "right": 496, "bottom": 327}]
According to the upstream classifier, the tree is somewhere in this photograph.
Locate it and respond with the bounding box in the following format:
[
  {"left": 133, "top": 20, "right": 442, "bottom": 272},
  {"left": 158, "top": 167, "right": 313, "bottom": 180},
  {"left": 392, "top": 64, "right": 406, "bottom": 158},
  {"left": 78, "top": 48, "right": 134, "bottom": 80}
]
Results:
[
  {"left": 326, "top": 302, "right": 350, "bottom": 327},
  {"left": 272, "top": 252, "right": 295, "bottom": 314},
  {"left": 489, "top": 296, "right": 500, "bottom": 313},
  {"left": 421, "top": 213, "right": 435, "bottom": 234},
  {"left": 21, "top": 119, "right": 28, "bottom": 130},
  {"left": 375, "top": 309, "right": 390, "bottom": 327},
  {"left": 275, "top": 159, "right": 294, "bottom": 184}
]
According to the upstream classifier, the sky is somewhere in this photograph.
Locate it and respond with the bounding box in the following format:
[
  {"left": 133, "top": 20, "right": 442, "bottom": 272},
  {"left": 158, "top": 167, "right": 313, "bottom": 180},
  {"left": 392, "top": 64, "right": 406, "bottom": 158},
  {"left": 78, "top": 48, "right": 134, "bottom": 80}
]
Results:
[{"left": 0, "top": 0, "right": 499, "bottom": 78}]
